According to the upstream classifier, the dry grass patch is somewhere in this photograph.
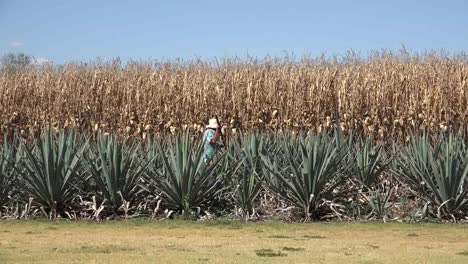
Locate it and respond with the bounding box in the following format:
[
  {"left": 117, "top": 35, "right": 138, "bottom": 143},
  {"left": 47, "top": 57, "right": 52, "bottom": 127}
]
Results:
[{"left": 0, "top": 221, "right": 467, "bottom": 263}]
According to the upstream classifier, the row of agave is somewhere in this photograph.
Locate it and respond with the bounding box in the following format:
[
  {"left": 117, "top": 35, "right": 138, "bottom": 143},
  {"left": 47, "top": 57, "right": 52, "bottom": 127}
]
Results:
[{"left": 0, "top": 128, "right": 467, "bottom": 222}]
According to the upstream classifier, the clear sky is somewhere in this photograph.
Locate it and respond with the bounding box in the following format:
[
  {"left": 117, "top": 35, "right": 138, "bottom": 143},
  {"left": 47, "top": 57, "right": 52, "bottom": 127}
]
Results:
[{"left": 1, "top": 0, "right": 467, "bottom": 63}]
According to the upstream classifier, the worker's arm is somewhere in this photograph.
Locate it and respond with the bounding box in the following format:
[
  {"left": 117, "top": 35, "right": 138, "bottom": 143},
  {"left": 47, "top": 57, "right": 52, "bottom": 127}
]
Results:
[{"left": 210, "top": 127, "right": 221, "bottom": 144}]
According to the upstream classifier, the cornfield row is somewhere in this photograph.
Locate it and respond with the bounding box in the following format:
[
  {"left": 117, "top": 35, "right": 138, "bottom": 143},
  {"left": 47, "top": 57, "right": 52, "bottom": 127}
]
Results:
[
  {"left": 1, "top": 51, "right": 467, "bottom": 141},
  {"left": 1, "top": 128, "right": 467, "bottom": 222}
]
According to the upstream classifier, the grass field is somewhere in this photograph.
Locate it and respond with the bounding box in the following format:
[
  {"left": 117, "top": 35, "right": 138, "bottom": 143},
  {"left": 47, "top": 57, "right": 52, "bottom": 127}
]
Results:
[{"left": 0, "top": 221, "right": 467, "bottom": 263}]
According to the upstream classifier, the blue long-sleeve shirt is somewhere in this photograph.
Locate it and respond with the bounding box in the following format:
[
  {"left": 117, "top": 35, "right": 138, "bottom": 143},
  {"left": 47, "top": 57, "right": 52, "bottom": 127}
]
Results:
[{"left": 203, "top": 128, "right": 219, "bottom": 162}]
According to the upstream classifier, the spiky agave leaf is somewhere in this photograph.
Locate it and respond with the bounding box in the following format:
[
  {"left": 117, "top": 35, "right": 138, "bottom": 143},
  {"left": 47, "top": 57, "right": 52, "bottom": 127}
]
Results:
[
  {"left": 351, "top": 138, "right": 390, "bottom": 188},
  {"left": 261, "top": 133, "right": 346, "bottom": 220},
  {"left": 0, "top": 135, "right": 21, "bottom": 208},
  {"left": 217, "top": 135, "right": 238, "bottom": 186},
  {"left": 154, "top": 132, "right": 224, "bottom": 216},
  {"left": 86, "top": 134, "right": 149, "bottom": 210},
  {"left": 231, "top": 131, "right": 264, "bottom": 219},
  {"left": 361, "top": 182, "right": 394, "bottom": 221},
  {"left": 392, "top": 131, "right": 468, "bottom": 218},
  {"left": 17, "top": 128, "right": 86, "bottom": 214},
  {"left": 140, "top": 135, "right": 164, "bottom": 194}
]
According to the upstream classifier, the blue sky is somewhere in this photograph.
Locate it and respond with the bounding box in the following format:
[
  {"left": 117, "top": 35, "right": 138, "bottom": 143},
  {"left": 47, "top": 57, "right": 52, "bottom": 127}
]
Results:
[{"left": 1, "top": 0, "right": 467, "bottom": 63}]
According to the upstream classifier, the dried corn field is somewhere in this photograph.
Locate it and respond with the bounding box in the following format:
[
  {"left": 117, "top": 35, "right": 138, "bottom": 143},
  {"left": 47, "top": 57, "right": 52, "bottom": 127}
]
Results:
[{"left": 1, "top": 52, "right": 467, "bottom": 140}]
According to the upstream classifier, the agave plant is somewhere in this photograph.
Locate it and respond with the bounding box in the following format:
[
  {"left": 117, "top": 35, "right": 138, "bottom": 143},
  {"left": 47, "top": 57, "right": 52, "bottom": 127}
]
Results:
[
  {"left": 86, "top": 134, "right": 149, "bottom": 211},
  {"left": 261, "top": 133, "right": 346, "bottom": 220},
  {"left": 392, "top": 131, "right": 468, "bottom": 219},
  {"left": 17, "top": 129, "right": 86, "bottom": 216},
  {"left": 140, "top": 135, "right": 164, "bottom": 194},
  {"left": 149, "top": 132, "right": 224, "bottom": 217},
  {"left": 361, "top": 183, "right": 394, "bottom": 221},
  {"left": 351, "top": 139, "right": 390, "bottom": 188},
  {"left": 231, "top": 132, "right": 264, "bottom": 220},
  {"left": 0, "top": 135, "right": 21, "bottom": 208}
]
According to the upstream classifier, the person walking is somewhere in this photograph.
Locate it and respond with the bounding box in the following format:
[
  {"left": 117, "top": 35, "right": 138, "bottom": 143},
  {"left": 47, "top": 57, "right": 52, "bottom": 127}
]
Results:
[{"left": 203, "top": 118, "right": 225, "bottom": 163}]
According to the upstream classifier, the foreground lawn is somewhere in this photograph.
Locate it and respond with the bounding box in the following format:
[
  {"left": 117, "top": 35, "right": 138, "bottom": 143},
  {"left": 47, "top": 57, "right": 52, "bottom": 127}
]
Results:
[{"left": 0, "top": 221, "right": 467, "bottom": 263}]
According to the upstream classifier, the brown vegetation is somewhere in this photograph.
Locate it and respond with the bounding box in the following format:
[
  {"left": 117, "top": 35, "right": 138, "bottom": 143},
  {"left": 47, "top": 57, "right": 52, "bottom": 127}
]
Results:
[{"left": 1, "top": 51, "right": 467, "bottom": 140}]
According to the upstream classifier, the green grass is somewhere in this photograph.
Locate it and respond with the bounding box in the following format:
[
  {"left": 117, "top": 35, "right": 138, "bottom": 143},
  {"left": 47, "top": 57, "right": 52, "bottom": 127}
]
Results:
[
  {"left": 255, "top": 248, "right": 287, "bottom": 257},
  {"left": 282, "top": 246, "right": 305, "bottom": 251},
  {"left": 303, "top": 234, "right": 326, "bottom": 239},
  {"left": 0, "top": 221, "right": 467, "bottom": 263},
  {"left": 268, "top": 235, "right": 291, "bottom": 239}
]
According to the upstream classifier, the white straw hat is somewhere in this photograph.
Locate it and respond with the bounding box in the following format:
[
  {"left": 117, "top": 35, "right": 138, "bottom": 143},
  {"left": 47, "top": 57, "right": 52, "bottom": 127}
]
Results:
[{"left": 206, "top": 118, "right": 219, "bottom": 129}]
